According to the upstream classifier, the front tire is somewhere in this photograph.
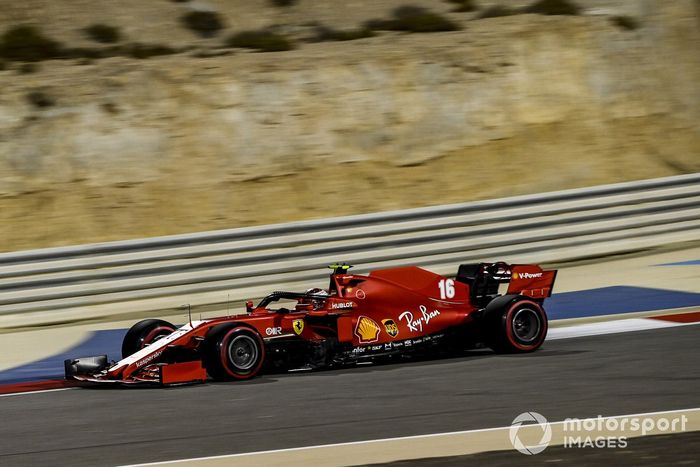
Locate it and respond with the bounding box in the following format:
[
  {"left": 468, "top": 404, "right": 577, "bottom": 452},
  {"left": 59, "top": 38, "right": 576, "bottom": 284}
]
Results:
[
  {"left": 485, "top": 298, "right": 547, "bottom": 353},
  {"left": 121, "top": 319, "right": 176, "bottom": 358},
  {"left": 202, "top": 325, "right": 266, "bottom": 381}
]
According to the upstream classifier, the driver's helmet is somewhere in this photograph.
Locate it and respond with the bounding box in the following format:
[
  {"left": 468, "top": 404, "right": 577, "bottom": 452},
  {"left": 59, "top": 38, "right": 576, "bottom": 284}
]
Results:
[{"left": 305, "top": 288, "right": 329, "bottom": 310}]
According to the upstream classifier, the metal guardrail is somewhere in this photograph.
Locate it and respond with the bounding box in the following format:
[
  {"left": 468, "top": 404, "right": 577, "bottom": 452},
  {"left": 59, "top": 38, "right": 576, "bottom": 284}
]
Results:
[{"left": 1, "top": 173, "right": 699, "bottom": 326}]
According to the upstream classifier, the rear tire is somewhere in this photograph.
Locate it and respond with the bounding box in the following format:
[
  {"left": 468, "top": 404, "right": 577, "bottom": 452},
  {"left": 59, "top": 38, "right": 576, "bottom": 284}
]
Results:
[
  {"left": 121, "top": 319, "right": 176, "bottom": 358},
  {"left": 202, "top": 325, "right": 266, "bottom": 381},
  {"left": 485, "top": 298, "right": 547, "bottom": 353}
]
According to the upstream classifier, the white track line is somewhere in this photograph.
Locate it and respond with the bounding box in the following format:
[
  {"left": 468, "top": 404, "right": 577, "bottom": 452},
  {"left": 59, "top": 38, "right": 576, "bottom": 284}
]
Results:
[
  {"left": 0, "top": 387, "right": 74, "bottom": 398},
  {"left": 548, "top": 317, "right": 700, "bottom": 340},
  {"left": 122, "top": 407, "right": 700, "bottom": 467}
]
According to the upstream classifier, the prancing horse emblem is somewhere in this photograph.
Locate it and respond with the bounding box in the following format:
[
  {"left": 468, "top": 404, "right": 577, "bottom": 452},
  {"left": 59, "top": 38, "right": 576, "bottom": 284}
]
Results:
[{"left": 293, "top": 319, "right": 304, "bottom": 335}]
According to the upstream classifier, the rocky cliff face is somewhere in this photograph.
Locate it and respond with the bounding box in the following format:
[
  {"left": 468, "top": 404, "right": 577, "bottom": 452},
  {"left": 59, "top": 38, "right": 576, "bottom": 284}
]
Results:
[{"left": 0, "top": 0, "right": 698, "bottom": 251}]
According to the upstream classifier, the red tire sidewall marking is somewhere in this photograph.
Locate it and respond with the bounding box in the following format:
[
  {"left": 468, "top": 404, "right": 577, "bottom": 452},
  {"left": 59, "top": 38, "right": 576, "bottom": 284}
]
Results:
[
  {"left": 218, "top": 327, "right": 265, "bottom": 380},
  {"left": 504, "top": 300, "right": 547, "bottom": 351}
]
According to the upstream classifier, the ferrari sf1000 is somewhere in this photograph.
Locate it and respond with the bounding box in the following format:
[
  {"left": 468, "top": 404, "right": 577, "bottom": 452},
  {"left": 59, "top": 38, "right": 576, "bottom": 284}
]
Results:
[{"left": 65, "top": 262, "right": 557, "bottom": 386}]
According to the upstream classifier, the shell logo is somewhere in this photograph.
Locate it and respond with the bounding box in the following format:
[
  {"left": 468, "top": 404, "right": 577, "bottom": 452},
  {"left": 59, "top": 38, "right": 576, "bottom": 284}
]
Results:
[
  {"left": 513, "top": 272, "right": 519, "bottom": 279},
  {"left": 354, "top": 316, "right": 381, "bottom": 343}
]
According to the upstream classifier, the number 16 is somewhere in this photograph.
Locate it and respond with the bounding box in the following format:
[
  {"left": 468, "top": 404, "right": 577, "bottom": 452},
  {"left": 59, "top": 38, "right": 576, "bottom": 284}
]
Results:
[{"left": 438, "top": 279, "right": 455, "bottom": 299}]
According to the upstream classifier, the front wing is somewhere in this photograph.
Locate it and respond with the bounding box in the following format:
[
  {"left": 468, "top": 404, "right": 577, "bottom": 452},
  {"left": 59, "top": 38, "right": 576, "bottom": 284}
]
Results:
[{"left": 65, "top": 355, "right": 207, "bottom": 386}]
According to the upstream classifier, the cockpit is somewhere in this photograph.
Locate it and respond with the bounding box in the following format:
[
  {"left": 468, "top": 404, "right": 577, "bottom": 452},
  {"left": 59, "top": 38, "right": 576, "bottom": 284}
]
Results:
[{"left": 247, "top": 263, "right": 361, "bottom": 314}]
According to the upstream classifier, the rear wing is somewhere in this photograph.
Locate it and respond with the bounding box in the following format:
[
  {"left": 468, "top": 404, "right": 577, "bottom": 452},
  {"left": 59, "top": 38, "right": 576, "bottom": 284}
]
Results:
[
  {"left": 456, "top": 262, "right": 557, "bottom": 303},
  {"left": 507, "top": 264, "right": 557, "bottom": 299}
]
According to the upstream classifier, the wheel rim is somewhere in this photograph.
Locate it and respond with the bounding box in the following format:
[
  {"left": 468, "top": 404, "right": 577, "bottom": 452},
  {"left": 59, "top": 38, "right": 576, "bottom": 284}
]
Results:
[
  {"left": 227, "top": 335, "right": 259, "bottom": 371},
  {"left": 511, "top": 308, "right": 541, "bottom": 343}
]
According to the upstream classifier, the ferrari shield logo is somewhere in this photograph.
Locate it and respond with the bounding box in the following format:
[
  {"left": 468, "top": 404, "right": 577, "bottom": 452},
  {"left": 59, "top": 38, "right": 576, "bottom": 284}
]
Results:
[
  {"left": 292, "top": 319, "right": 304, "bottom": 335},
  {"left": 354, "top": 316, "right": 380, "bottom": 344},
  {"left": 382, "top": 319, "right": 399, "bottom": 338}
]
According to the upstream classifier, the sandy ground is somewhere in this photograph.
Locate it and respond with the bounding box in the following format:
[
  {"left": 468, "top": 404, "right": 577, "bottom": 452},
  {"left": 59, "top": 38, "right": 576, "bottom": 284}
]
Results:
[
  {"left": 1, "top": 1, "right": 698, "bottom": 252},
  {"left": 2, "top": 116, "right": 698, "bottom": 253}
]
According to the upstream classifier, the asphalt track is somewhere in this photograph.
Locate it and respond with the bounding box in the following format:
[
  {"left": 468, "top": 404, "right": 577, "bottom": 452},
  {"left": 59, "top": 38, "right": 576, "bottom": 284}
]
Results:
[{"left": 1, "top": 325, "right": 698, "bottom": 466}]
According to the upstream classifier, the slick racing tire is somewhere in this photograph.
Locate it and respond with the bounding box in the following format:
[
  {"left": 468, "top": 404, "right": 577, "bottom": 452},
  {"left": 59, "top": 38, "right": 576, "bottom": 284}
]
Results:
[
  {"left": 485, "top": 297, "right": 547, "bottom": 353},
  {"left": 121, "top": 319, "right": 177, "bottom": 358},
  {"left": 202, "top": 325, "right": 266, "bottom": 381}
]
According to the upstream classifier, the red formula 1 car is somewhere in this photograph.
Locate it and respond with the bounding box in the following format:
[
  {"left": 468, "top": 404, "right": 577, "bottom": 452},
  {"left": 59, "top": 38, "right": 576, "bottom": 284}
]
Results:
[{"left": 65, "top": 262, "right": 557, "bottom": 386}]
